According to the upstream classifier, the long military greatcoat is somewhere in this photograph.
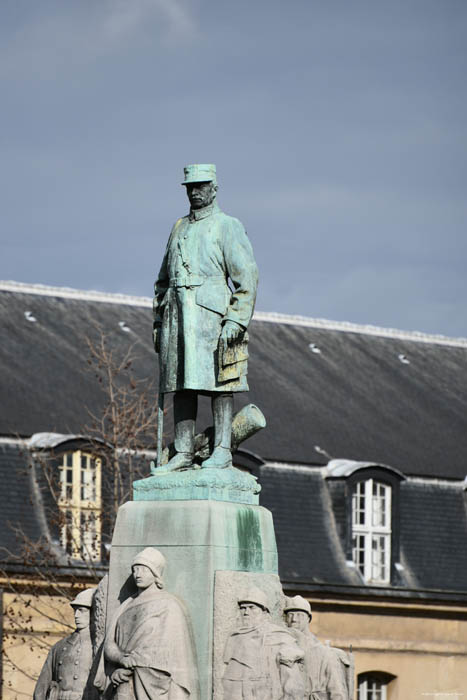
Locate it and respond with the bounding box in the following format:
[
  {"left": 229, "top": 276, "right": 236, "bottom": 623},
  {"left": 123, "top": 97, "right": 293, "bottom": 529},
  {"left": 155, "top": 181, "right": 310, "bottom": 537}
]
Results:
[
  {"left": 222, "top": 621, "right": 305, "bottom": 700},
  {"left": 154, "top": 201, "right": 258, "bottom": 393},
  {"left": 34, "top": 628, "right": 97, "bottom": 700}
]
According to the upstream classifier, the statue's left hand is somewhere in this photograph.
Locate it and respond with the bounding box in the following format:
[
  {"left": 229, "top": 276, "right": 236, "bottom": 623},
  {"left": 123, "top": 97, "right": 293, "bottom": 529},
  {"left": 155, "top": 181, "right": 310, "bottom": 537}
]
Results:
[
  {"left": 153, "top": 326, "right": 161, "bottom": 354},
  {"left": 221, "top": 320, "right": 242, "bottom": 347},
  {"left": 120, "top": 653, "right": 137, "bottom": 669}
]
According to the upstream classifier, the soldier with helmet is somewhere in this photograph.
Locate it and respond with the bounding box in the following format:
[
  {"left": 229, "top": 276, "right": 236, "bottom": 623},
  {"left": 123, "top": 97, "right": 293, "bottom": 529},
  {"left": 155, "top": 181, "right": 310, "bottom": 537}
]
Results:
[
  {"left": 284, "top": 595, "right": 353, "bottom": 700},
  {"left": 222, "top": 586, "right": 305, "bottom": 700},
  {"left": 34, "top": 587, "right": 98, "bottom": 700},
  {"left": 153, "top": 164, "right": 258, "bottom": 471}
]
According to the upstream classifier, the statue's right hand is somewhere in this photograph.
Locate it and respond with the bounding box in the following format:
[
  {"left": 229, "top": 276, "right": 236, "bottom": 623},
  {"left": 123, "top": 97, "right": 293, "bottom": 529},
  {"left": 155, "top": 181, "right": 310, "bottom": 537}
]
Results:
[
  {"left": 111, "top": 668, "right": 133, "bottom": 686},
  {"left": 153, "top": 327, "right": 161, "bottom": 354},
  {"left": 120, "top": 653, "right": 137, "bottom": 669}
]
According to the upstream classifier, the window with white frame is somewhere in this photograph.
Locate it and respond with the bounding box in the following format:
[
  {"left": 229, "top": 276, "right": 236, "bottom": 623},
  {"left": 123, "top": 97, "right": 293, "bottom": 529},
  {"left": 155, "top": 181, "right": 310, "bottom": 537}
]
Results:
[
  {"left": 357, "top": 672, "right": 393, "bottom": 700},
  {"left": 352, "top": 479, "right": 391, "bottom": 583},
  {"left": 58, "top": 450, "right": 102, "bottom": 561}
]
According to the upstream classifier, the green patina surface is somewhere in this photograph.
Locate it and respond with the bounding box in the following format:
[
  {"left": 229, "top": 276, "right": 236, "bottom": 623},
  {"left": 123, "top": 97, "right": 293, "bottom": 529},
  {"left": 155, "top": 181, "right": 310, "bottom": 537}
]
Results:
[
  {"left": 236, "top": 507, "right": 264, "bottom": 571},
  {"left": 154, "top": 199, "right": 258, "bottom": 394},
  {"left": 133, "top": 465, "right": 260, "bottom": 504},
  {"left": 109, "top": 500, "right": 278, "bottom": 700}
]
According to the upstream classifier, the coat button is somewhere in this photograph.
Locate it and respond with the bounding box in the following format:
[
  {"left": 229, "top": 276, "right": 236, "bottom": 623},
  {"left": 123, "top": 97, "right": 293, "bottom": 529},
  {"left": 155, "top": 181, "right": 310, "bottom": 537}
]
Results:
[
  {"left": 75, "top": 660, "right": 79, "bottom": 665},
  {"left": 58, "top": 660, "right": 62, "bottom": 665},
  {"left": 73, "top": 675, "right": 78, "bottom": 680}
]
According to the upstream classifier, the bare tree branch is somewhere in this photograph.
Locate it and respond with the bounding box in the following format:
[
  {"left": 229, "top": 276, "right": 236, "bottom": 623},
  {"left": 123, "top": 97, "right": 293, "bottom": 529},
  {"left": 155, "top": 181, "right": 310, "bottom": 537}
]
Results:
[{"left": 2, "top": 324, "right": 161, "bottom": 692}]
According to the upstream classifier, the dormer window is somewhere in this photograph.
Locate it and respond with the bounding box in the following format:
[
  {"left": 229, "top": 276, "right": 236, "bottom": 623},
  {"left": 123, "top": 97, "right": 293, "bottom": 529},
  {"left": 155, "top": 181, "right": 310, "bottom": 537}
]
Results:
[
  {"left": 58, "top": 450, "right": 102, "bottom": 561},
  {"left": 325, "top": 459, "right": 405, "bottom": 585},
  {"left": 352, "top": 479, "right": 392, "bottom": 583}
]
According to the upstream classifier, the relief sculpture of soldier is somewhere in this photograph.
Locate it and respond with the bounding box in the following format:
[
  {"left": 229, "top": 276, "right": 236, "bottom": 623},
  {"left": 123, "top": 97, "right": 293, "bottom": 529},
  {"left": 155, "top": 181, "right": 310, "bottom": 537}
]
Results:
[
  {"left": 222, "top": 587, "right": 306, "bottom": 700},
  {"left": 34, "top": 588, "right": 98, "bottom": 700},
  {"left": 153, "top": 164, "right": 258, "bottom": 470},
  {"left": 284, "top": 596, "right": 353, "bottom": 700}
]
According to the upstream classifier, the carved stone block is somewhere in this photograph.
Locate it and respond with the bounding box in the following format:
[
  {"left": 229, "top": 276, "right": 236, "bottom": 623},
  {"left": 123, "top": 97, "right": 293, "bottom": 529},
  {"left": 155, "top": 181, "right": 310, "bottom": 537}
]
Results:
[{"left": 212, "top": 571, "right": 286, "bottom": 700}]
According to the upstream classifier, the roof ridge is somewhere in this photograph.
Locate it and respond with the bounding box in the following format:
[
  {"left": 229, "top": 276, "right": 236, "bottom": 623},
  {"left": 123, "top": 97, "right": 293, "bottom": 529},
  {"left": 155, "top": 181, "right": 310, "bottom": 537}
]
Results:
[
  {"left": 1, "top": 280, "right": 467, "bottom": 348},
  {"left": 0, "top": 280, "right": 152, "bottom": 308},
  {"left": 253, "top": 312, "right": 467, "bottom": 347}
]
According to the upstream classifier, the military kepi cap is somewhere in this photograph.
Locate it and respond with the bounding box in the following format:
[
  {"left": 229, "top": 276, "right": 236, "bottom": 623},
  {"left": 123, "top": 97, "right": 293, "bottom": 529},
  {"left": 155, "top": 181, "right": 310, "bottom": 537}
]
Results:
[
  {"left": 70, "top": 587, "right": 96, "bottom": 609},
  {"left": 182, "top": 164, "right": 217, "bottom": 185}
]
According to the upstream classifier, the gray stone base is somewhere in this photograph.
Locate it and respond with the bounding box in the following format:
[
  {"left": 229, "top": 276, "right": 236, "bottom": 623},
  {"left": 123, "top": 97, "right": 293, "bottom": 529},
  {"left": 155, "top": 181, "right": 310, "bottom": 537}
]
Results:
[
  {"left": 213, "top": 571, "right": 285, "bottom": 700},
  {"left": 107, "top": 499, "right": 278, "bottom": 699}
]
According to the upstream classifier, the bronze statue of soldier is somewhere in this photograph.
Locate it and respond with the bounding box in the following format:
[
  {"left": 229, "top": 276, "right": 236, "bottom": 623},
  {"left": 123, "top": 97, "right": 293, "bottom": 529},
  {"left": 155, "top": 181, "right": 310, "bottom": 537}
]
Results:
[{"left": 153, "top": 164, "right": 258, "bottom": 470}]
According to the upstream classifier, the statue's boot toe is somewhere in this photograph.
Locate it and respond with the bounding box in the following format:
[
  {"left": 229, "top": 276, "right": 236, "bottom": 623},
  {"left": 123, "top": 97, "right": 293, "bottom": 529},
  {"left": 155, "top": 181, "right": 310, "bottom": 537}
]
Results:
[
  {"left": 163, "top": 452, "right": 193, "bottom": 472},
  {"left": 201, "top": 446, "right": 232, "bottom": 469}
]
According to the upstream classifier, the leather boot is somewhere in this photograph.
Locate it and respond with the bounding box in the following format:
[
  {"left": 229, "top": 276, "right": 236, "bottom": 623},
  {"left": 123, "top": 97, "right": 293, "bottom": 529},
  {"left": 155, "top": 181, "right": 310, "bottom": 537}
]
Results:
[
  {"left": 164, "top": 391, "right": 197, "bottom": 472},
  {"left": 202, "top": 393, "right": 233, "bottom": 469}
]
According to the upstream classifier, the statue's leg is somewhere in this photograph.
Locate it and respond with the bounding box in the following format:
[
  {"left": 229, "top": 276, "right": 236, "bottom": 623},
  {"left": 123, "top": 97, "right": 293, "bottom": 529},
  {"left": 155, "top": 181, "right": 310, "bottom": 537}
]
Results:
[
  {"left": 165, "top": 391, "right": 197, "bottom": 471},
  {"left": 201, "top": 393, "right": 233, "bottom": 469}
]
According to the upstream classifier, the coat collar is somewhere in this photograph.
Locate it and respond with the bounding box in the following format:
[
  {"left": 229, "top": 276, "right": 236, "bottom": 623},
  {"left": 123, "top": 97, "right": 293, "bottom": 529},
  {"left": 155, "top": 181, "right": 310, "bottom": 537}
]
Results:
[{"left": 189, "top": 200, "right": 219, "bottom": 222}]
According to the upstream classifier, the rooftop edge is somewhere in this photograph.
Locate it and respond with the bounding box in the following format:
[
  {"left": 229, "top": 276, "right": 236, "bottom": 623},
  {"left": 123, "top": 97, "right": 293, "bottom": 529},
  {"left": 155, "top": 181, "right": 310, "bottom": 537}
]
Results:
[{"left": 1, "top": 280, "right": 466, "bottom": 348}]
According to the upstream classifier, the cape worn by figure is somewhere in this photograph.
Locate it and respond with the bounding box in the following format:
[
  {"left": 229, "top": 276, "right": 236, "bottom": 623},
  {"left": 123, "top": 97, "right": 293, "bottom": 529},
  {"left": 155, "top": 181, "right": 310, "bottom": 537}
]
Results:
[
  {"left": 97, "top": 587, "right": 199, "bottom": 700},
  {"left": 34, "top": 628, "right": 97, "bottom": 700},
  {"left": 223, "top": 621, "right": 305, "bottom": 700},
  {"left": 154, "top": 201, "right": 258, "bottom": 393}
]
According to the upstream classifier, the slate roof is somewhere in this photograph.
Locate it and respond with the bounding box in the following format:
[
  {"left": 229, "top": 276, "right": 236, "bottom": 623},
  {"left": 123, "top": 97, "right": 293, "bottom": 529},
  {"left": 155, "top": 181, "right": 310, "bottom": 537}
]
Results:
[
  {"left": 399, "top": 480, "right": 467, "bottom": 592},
  {"left": 259, "top": 466, "right": 354, "bottom": 586},
  {"left": 0, "top": 442, "right": 43, "bottom": 562},
  {"left": 1, "top": 282, "right": 466, "bottom": 480}
]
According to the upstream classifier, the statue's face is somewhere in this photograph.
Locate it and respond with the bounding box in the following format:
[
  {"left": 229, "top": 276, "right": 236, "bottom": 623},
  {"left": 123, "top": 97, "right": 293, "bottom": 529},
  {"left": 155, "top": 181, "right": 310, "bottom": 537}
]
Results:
[
  {"left": 286, "top": 610, "right": 310, "bottom": 632},
  {"left": 185, "top": 181, "right": 216, "bottom": 210},
  {"left": 73, "top": 605, "right": 91, "bottom": 631},
  {"left": 239, "top": 602, "right": 265, "bottom": 626},
  {"left": 132, "top": 563, "right": 157, "bottom": 590}
]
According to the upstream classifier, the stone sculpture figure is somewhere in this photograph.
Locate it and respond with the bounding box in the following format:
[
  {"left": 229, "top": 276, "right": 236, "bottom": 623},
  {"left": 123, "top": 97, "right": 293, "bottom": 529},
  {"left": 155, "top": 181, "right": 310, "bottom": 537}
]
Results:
[
  {"left": 96, "top": 547, "right": 199, "bottom": 700},
  {"left": 222, "top": 587, "right": 306, "bottom": 700},
  {"left": 153, "top": 164, "right": 258, "bottom": 471},
  {"left": 34, "top": 587, "right": 98, "bottom": 700},
  {"left": 284, "top": 596, "right": 350, "bottom": 700}
]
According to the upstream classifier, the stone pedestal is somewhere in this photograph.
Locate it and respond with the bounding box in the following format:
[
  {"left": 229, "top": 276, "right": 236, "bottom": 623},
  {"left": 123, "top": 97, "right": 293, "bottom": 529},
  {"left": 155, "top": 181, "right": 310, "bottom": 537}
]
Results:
[
  {"left": 107, "top": 498, "right": 278, "bottom": 699},
  {"left": 133, "top": 465, "right": 261, "bottom": 504}
]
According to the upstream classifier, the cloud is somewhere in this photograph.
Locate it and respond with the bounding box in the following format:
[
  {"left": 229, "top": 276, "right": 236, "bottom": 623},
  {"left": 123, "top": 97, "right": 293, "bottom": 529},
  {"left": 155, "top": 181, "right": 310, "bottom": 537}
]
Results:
[
  {"left": 103, "top": 0, "right": 197, "bottom": 42},
  {"left": 0, "top": 0, "right": 197, "bottom": 80}
]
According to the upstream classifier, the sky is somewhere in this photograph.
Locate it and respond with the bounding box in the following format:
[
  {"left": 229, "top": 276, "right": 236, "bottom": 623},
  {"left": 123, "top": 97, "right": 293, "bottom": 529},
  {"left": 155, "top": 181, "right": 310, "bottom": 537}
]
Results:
[{"left": 1, "top": 0, "right": 466, "bottom": 337}]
